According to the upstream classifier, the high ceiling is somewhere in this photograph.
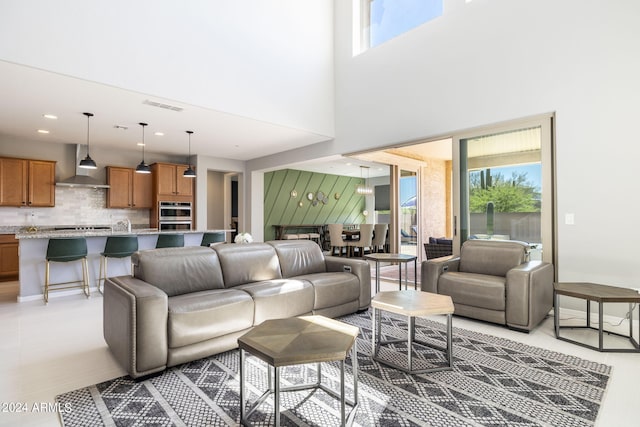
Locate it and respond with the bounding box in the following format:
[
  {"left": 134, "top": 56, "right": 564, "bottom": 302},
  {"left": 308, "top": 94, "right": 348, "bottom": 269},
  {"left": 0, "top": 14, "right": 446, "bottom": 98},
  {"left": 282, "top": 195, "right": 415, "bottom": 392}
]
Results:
[{"left": 0, "top": 60, "right": 332, "bottom": 161}]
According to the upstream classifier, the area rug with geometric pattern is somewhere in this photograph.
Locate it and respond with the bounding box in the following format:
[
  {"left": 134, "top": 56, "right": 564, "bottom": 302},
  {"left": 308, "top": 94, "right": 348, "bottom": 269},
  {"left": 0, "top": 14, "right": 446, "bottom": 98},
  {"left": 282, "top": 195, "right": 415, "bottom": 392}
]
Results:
[{"left": 56, "top": 309, "right": 611, "bottom": 426}]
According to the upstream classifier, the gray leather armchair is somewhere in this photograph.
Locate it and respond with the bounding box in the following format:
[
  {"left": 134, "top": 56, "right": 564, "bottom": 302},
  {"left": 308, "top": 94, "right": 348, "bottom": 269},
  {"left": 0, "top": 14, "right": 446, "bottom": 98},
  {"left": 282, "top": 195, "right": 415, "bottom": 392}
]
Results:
[{"left": 421, "top": 239, "right": 554, "bottom": 332}]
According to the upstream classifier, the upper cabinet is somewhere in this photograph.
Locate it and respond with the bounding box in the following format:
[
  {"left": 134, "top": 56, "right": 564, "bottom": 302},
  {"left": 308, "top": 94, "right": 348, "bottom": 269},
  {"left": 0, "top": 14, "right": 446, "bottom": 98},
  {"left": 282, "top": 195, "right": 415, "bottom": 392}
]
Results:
[
  {"left": 0, "top": 157, "right": 55, "bottom": 207},
  {"left": 152, "top": 163, "right": 193, "bottom": 199},
  {"left": 106, "top": 166, "right": 152, "bottom": 209}
]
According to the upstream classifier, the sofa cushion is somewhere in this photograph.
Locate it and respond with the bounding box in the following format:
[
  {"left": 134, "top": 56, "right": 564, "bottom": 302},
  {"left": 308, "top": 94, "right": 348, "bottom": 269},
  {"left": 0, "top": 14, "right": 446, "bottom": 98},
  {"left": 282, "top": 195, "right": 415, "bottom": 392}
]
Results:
[
  {"left": 167, "top": 289, "right": 254, "bottom": 348},
  {"left": 294, "top": 272, "right": 361, "bottom": 311},
  {"left": 213, "top": 243, "right": 282, "bottom": 288},
  {"left": 133, "top": 247, "right": 225, "bottom": 297},
  {"left": 438, "top": 271, "right": 506, "bottom": 311},
  {"left": 268, "top": 240, "right": 326, "bottom": 278},
  {"left": 458, "top": 240, "right": 527, "bottom": 277},
  {"left": 236, "top": 279, "right": 314, "bottom": 324}
]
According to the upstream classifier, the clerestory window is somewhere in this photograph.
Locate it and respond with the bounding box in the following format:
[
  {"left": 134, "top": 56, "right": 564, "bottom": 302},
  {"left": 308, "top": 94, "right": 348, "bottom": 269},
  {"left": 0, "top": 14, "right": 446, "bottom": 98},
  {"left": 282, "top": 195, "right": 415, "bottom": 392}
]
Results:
[{"left": 357, "top": 0, "right": 443, "bottom": 54}]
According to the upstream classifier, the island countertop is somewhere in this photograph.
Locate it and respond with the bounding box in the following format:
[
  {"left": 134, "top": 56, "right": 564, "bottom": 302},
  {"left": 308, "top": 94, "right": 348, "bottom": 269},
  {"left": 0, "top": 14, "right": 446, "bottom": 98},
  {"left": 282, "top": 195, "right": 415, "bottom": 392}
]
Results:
[
  {"left": 14, "top": 228, "right": 234, "bottom": 239},
  {"left": 15, "top": 229, "right": 235, "bottom": 302}
]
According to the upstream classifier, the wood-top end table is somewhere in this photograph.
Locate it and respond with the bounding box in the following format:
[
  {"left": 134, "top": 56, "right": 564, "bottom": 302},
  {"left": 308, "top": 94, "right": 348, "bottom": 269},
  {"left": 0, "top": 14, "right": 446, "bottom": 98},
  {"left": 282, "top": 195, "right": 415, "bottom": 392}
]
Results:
[
  {"left": 364, "top": 253, "right": 417, "bottom": 294},
  {"left": 554, "top": 282, "right": 640, "bottom": 353}
]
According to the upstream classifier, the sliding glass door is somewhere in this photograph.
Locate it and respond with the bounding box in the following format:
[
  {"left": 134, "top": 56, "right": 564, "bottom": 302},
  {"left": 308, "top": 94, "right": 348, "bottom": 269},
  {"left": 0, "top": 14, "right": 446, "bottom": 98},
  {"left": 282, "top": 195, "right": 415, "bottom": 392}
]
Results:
[
  {"left": 453, "top": 115, "right": 554, "bottom": 263},
  {"left": 400, "top": 169, "right": 418, "bottom": 255}
]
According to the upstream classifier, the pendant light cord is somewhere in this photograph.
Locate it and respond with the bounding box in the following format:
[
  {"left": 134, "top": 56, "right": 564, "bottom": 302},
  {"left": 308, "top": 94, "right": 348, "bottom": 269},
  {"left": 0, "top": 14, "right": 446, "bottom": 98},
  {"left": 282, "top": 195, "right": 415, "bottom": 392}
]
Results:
[
  {"left": 83, "top": 112, "right": 94, "bottom": 155},
  {"left": 186, "top": 130, "right": 193, "bottom": 167}
]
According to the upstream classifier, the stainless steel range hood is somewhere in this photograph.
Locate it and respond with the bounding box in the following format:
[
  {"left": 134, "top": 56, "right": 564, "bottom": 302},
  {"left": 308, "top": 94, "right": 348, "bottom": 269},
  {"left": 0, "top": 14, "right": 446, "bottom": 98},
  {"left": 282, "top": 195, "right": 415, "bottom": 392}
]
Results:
[{"left": 56, "top": 145, "right": 110, "bottom": 189}]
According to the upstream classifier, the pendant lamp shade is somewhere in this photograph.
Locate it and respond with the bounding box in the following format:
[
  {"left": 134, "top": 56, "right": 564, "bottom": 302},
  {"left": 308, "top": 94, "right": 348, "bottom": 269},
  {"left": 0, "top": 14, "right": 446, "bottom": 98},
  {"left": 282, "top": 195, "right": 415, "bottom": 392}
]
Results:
[
  {"left": 183, "top": 130, "right": 196, "bottom": 178},
  {"left": 135, "top": 122, "right": 151, "bottom": 174},
  {"left": 78, "top": 112, "right": 97, "bottom": 169},
  {"left": 356, "top": 166, "right": 373, "bottom": 195}
]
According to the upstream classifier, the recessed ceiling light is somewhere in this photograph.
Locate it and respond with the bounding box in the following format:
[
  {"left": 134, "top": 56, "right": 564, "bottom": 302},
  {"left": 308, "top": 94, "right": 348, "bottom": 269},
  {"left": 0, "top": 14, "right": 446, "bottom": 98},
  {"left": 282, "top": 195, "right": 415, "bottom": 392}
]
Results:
[
  {"left": 137, "top": 142, "right": 145, "bottom": 147},
  {"left": 43, "top": 114, "right": 57, "bottom": 120},
  {"left": 37, "top": 129, "right": 50, "bottom": 134},
  {"left": 154, "top": 132, "right": 164, "bottom": 136}
]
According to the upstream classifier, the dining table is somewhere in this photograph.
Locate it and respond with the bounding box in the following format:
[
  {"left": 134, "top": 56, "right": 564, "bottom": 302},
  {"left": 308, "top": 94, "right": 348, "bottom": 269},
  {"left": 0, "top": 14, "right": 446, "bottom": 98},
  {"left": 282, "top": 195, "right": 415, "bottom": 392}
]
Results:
[{"left": 342, "top": 229, "right": 360, "bottom": 240}]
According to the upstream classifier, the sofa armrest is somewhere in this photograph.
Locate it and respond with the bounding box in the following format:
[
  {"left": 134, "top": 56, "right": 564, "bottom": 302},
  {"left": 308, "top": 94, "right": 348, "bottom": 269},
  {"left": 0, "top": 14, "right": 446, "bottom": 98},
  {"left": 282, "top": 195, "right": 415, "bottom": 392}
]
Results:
[
  {"left": 420, "top": 256, "right": 459, "bottom": 293},
  {"left": 103, "top": 275, "right": 169, "bottom": 379},
  {"left": 325, "top": 256, "right": 371, "bottom": 310},
  {"left": 505, "top": 261, "right": 554, "bottom": 331}
]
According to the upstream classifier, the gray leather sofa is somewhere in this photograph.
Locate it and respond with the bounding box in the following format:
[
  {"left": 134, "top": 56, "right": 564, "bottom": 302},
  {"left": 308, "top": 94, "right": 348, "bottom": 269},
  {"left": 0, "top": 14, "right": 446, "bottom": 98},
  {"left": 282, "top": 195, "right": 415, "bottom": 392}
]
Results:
[
  {"left": 421, "top": 239, "right": 554, "bottom": 332},
  {"left": 103, "top": 240, "right": 371, "bottom": 379}
]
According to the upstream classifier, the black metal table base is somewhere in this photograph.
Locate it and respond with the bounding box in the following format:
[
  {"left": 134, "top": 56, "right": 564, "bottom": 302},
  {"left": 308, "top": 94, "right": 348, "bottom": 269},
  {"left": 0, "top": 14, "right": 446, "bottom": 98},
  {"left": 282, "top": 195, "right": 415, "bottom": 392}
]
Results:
[
  {"left": 554, "top": 294, "right": 640, "bottom": 353},
  {"left": 239, "top": 342, "right": 359, "bottom": 426},
  {"left": 372, "top": 308, "right": 453, "bottom": 374}
]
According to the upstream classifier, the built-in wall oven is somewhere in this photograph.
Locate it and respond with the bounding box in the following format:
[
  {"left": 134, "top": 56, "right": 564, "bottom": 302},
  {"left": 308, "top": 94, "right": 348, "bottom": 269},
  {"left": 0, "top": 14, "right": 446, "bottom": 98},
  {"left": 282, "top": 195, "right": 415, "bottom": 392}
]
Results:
[{"left": 159, "top": 201, "right": 192, "bottom": 231}]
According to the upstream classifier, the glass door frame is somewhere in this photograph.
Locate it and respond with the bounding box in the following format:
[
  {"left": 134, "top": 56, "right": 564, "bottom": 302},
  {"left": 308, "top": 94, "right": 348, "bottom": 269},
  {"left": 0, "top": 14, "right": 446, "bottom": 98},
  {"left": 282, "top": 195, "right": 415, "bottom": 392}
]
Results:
[{"left": 452, "top": 114, "right": 555, "bottom": 264}]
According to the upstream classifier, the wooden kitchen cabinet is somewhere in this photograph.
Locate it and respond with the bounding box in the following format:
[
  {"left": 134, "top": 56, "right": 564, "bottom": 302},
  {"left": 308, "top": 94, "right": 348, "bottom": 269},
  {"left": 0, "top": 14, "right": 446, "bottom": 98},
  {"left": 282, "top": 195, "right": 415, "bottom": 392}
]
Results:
[
  {"left": 0, "top": 157, "right": 55, "bottom": 207},
  {"left": 0, "top": 234, "right": 19, "bottom": 282},
  {"left": 106, "top": 166, "right": 152, "bottom": 209},
  {"left": 152, "top": 163, "right": 193, "bottom": 198},
  {"left": 132, "top": 171, "right": 153, "bottom": 208}
]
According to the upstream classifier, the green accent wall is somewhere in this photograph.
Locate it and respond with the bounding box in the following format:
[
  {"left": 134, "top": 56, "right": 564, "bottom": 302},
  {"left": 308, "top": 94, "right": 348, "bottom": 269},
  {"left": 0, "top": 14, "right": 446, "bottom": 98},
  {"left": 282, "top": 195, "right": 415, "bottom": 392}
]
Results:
[{"left": 264, "top": 169, "right": 366, "bottom": 241}]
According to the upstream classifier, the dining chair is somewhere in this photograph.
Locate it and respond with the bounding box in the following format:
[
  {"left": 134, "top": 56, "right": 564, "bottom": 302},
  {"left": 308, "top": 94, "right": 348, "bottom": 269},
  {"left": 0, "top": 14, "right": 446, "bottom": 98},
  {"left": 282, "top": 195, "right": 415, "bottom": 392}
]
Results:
[
  {"left": 327, "top": 224, "right": 347, "bottom": 256},
  {"left": 348, "top": 223, "right": 374, "bottom": 257},
  {"left": 372, "top": 223, "right": 389, "bottom": 253}
]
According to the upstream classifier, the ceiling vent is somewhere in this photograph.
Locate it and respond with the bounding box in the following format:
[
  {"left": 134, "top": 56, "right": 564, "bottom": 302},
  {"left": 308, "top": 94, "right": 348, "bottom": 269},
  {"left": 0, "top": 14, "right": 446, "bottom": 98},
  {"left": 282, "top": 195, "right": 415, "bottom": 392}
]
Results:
[{"left": 143, "top": 99, "right": 184, "bottom": 112}]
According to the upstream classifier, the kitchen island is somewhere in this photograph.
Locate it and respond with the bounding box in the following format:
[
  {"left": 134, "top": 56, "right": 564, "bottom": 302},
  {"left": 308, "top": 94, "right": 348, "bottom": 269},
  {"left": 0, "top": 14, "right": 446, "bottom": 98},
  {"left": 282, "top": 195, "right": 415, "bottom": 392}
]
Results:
[{"left": 14, "top": 228, "right": 234, "bottom": 302}]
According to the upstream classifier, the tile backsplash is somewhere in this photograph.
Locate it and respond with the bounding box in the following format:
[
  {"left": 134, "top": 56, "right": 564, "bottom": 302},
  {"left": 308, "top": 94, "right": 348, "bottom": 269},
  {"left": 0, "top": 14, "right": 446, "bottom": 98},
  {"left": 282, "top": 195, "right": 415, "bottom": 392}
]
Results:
[{"left": 0, "top": 187, "right": 150, "bottom": 228}]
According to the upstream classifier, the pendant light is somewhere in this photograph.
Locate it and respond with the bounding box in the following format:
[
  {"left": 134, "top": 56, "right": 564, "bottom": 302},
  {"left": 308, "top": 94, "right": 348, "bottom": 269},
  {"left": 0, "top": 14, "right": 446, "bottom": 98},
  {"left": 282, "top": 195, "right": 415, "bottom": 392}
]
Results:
[
  {"left": 135, "top": 122, "right": 151, "bottom": 174},
  {"left": 356, "top": 166, "right": 373, "bottom": 195},
  {"left": 183, "top": 130, "right": 196, "bottom": 178},
  {"left": 78, "top": 112, "right": 97, "bottom": 169}
]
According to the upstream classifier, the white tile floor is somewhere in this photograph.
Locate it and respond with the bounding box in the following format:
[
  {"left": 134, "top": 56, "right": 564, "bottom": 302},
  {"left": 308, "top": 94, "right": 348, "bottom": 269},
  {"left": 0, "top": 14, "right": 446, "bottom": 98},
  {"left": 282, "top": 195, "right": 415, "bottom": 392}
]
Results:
[{"left": 1, "top": 279, "right": 638, "bottom": 426}]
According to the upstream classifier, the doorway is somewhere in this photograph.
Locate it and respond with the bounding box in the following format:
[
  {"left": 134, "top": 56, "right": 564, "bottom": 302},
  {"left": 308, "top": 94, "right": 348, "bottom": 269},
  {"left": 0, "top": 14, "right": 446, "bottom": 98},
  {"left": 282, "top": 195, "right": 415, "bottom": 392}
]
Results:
[
  {"left": 453, "top": 115, "right": 554, "bottom": 263},
  {"left": 349, "top": 114, "right": 554, "bottom": 264}
]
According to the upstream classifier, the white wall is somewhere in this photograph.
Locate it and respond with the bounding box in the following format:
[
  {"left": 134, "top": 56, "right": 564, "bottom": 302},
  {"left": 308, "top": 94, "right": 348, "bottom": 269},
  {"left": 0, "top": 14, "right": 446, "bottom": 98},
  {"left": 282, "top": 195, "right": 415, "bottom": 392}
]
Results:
[
  {"left": 193, "top": 154, "right": 244, "bottom": 231},
  {"left": 0, "top": 0, "right": 335, "bottom": 136},
  {"left": 248, "top": 0, "right": 640, "bottom": 291},
  {"left": 206, "top": 171, "right": 225, "bottom": 229}
]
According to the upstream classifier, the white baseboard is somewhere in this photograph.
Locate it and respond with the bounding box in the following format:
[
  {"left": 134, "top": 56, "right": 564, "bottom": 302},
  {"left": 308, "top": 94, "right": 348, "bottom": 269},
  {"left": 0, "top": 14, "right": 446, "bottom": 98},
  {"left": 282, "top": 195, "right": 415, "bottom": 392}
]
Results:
[
  {"left": 556, "top": 307, "right": 639, "bottom": 336},
  {"left": 17, "top": 286, "right": 100, "bottom": 303}
]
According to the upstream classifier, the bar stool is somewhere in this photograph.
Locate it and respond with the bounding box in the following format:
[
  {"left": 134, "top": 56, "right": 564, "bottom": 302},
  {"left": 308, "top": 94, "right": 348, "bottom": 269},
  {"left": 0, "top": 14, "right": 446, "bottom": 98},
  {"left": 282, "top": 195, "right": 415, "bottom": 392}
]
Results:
[
  {"left": 201, "top": 232, "right": 225, "bottom": 247},
  {"left": 98, "top": 236, "right": 138, "bottom": 294},
  {"left": 156, "top": 234, "right": 184, "bottom": 248},
  {"left": 44, "top": 238, "right": 90, "bottom": 304}
]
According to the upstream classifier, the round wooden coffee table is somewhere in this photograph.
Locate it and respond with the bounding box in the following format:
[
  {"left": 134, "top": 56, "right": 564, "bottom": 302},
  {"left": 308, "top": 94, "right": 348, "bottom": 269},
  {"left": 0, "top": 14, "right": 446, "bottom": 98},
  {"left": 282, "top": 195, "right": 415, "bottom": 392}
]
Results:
[{"left": 372, "top": 290, "right": 454, "bottom": 374}]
